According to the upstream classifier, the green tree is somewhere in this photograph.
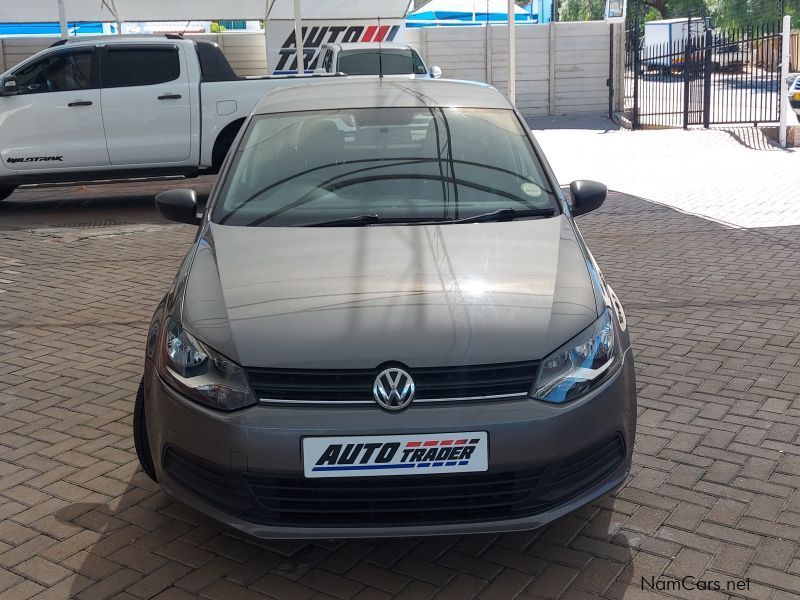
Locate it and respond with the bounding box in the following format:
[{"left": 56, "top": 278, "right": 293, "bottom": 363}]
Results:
[
  {"left": 628, "top": 0, "right": 798, "bottom": 27},
  {"left": 559, "top": 0, "right": 606, "bottom": 20}
]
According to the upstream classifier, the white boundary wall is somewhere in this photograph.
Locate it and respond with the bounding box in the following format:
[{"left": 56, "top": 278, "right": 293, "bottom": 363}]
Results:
[
  {"left": 0, "top": 23, "right": 624, "bottom": 116},
  {"left": 407, "top": 22, "right": 623, "bottom": 116}
]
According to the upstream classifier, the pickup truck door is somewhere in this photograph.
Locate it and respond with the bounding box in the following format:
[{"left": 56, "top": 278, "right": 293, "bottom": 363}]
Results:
[
  {"left": 100, "top": 44, "right": 192, "bottom": 165},
  {"left": 0, "top": 47, "right": 109, "bottom": 171}
]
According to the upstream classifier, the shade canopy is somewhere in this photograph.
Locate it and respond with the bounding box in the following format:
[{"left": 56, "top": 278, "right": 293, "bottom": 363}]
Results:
[
  {"left": 408, "top": 0, "right": 534, "bottom": 21},
  {"left": 0, "top": 21, "right": 107, "bottom": 35},
  {"left": 0, "top": 0, "right": 414, "bottom": 23}
]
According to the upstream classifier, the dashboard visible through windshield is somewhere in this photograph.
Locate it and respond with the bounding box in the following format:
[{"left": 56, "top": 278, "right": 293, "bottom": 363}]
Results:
[{"left": 212, "top": 106, "right": 559, "bottom": 227}]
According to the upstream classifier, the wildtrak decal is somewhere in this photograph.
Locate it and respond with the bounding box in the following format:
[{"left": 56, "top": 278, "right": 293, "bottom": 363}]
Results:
[{"left": 7, "top": 156, "right": 64, "bottom": 164}]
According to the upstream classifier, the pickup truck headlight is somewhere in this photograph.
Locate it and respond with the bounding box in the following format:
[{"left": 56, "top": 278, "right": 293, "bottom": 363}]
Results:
[
  {"left": 531, "top": 309, "right": 618, "bottom": 404},
  {"left": 157, "top": 317, "right": 256, "bottom": 411}
]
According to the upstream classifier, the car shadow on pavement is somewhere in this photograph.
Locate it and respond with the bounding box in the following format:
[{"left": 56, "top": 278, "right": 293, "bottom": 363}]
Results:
[
  {"left": 0, "top": 178, "right": 213, "bottom": 230},
  {"left": 53, "top": 473, "right": 633, "bottom": 599}
]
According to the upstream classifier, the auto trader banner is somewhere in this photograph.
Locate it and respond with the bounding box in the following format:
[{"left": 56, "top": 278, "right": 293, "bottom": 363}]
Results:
[{"left": 266, "top": 20, "right": 405, "bottom": 74}]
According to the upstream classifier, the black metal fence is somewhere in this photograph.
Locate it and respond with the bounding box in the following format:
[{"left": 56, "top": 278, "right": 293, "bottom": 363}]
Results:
[{"left": 625, "top": 20, "right": 783, "bottom": 129}]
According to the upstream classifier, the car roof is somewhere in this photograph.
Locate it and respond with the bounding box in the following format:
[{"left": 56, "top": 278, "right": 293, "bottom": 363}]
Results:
[
  {"left": 336, "top": 42, "right": 415, "bottom": 51},
  {"left": 253, "top": 78, "right": 511, "bottom": 115},
  {"left": 49, "top": 35, "right": 192, "bottom": 48},
  {"left": 321, "top": 42, "right": 416, "bottom": 52}
]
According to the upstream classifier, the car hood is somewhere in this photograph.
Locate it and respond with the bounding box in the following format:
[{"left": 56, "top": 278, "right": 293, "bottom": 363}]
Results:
[{"left": 181, "top": 216, "right": 600, "bottom": 369}]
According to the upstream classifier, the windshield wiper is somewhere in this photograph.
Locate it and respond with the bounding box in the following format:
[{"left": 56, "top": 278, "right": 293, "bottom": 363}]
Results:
[
  {"left": 452, "top": 207, "right": 555, "bottom": 224},
  {"left": 294, "top": 208, "right": 554, "bottom": 228},
  {"left": 297, "top": 214, "right": 449, "bottom": 227},
  {"left": 300, "top": 214, "right": 383, "bottom": 227}
]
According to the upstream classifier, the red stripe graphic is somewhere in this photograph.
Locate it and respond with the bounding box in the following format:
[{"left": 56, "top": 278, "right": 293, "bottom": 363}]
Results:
[
  {"left": 362, "top": 25, "right": 378, "bottom": 42},
  {"left": 405, "top": 438, "right": 477, "bottom": 448},
  {"left": 375, "top": 25, "right": 391, "bottom": 42}
]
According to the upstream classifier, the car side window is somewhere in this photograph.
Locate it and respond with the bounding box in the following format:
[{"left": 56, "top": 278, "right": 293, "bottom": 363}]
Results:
[
  {"left": 13, "top": 50, "right": 94, "bottom": 95},
  {"left": 102, "top": 47, "right": 180, "bottom": 88},
  {"left": 322, "top": 49, "right": 332, "bottom": 71},
  {"left": 411, "top": 51, "right": 428, "bottom": 75}
]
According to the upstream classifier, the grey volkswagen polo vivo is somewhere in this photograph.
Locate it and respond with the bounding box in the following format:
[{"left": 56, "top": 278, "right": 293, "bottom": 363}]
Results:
[{"left": 134, "top": 77, "right": 637, "bottom": 539}]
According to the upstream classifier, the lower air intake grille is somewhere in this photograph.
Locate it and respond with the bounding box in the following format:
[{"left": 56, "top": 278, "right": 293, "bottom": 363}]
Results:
[{"left": 163, "top": 434, "right": 625, "bottom": 528}]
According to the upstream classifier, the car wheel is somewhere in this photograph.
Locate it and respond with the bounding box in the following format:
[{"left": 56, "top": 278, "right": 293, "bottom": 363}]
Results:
[
  {"left": 0, "top": 186, "right": 16, "bottom": 202},
  {"left": 133, "top": 378, "right": 158, "bottom": 482}
]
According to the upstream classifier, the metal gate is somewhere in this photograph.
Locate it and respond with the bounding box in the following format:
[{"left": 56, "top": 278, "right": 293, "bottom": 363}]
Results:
[{"left": 625, "top": 19, "right": 783, "bottom": 129}]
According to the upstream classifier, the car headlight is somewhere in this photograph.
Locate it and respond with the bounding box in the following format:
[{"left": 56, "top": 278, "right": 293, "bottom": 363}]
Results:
[
  {"left": 156, "top": 317, "right": 256, "bottom": 411},
  {"left": 531, "top": 309, "right": 618, "bottom": 404}
]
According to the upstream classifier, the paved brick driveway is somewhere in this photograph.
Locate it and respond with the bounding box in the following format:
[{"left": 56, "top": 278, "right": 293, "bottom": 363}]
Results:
[{"left": 1, "top": 162, "right": 800, "bottom": 599}]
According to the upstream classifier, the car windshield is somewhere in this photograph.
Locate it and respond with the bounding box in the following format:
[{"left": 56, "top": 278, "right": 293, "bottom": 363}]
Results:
[
  {"left": 212, "top": 107, "right": 559, "bottom": 227},
  {"left": 337, "top": 49, "right": 424, "bottom": 75}
]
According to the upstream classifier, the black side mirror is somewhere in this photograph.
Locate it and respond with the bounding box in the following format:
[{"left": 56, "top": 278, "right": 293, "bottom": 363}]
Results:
[
  {"left": 569, "top": 180, "right": 607, "bottom": 217},
  {"left": 155, "top": 189, "right": 200, "bottom": 225},
  {"left": 0, "top": 77, "right": 18, "bottom": 97}
]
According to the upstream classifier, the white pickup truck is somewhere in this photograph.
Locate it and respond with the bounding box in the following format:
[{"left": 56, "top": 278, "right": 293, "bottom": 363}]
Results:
[
  {"left": 317, "top": 42, "right": 442, "bottom": 78},
  {"left": 0, "top": 35, "right": 325, "bottom": 202}
]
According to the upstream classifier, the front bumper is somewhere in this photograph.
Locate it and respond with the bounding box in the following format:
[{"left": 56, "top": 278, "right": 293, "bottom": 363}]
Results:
[{"left": 144, "top": 349, "right": 636, "bottom": 539}]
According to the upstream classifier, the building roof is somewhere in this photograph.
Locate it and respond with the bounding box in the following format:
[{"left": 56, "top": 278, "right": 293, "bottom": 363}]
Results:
[{"left": 645, "top": 17, "right": 709, "bottom": 24}]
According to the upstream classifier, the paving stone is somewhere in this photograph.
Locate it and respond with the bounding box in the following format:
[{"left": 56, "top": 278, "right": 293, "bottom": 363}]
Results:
[{"left": 480, "top": 568, "right": 533, "bottom": 600}]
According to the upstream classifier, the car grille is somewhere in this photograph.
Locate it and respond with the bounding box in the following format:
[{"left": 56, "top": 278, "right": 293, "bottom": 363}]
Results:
[
  {"left": 163, "top": 434, "right": 625, "bottom": 528},
  {"left": 246, "top": 361, "right": 538, "bottom": 405}
]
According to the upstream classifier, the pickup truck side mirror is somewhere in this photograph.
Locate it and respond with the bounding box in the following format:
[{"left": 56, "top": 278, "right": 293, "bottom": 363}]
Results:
[
  {"left": 431, "top": 66, "right": 442, "bottom": 79},
  {"left": 569, "top": 180, "right": 607, "bottom": 217},
  {"left": 0, "top": 77, "right": 18, "bottom": 97},
  {"left": 155, "top": 189, "right": 201, "bottom": 225}
]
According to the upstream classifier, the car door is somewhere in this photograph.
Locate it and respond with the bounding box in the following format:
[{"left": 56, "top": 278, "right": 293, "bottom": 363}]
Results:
[
  {"left": 100, "top": 44, "right": 192, "bottom": 165},
  {"left": 0, "top": 47, "right": 109, "bottom": 171}
]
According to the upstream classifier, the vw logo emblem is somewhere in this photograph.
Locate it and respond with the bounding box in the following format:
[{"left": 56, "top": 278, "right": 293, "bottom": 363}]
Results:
[{"left": 373, "top": 368, "right": 415, "bottom": 411}]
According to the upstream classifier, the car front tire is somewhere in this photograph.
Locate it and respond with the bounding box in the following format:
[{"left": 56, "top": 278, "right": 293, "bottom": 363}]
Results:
[
  {"left": 133, "top": 378, "right": 158, "bottom": 482},
  {"left": 0, "top": 186, "right": 16, "bottom": 202}
]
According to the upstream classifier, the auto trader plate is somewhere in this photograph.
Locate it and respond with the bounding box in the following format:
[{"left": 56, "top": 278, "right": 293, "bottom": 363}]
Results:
[{"left": 303, "top": 432, "right": 488, "bottom": 478}]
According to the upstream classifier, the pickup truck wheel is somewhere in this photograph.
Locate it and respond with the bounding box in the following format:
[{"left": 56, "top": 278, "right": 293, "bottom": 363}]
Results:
[
  {"left": 212, "top": 118, "right": 246, "bottom": 171},
  {"left": 0, "top": 186, "right": 16, "bottom": 202},
  {"left": 133, "top": 378, "right": 158, "bottom": 482}
]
